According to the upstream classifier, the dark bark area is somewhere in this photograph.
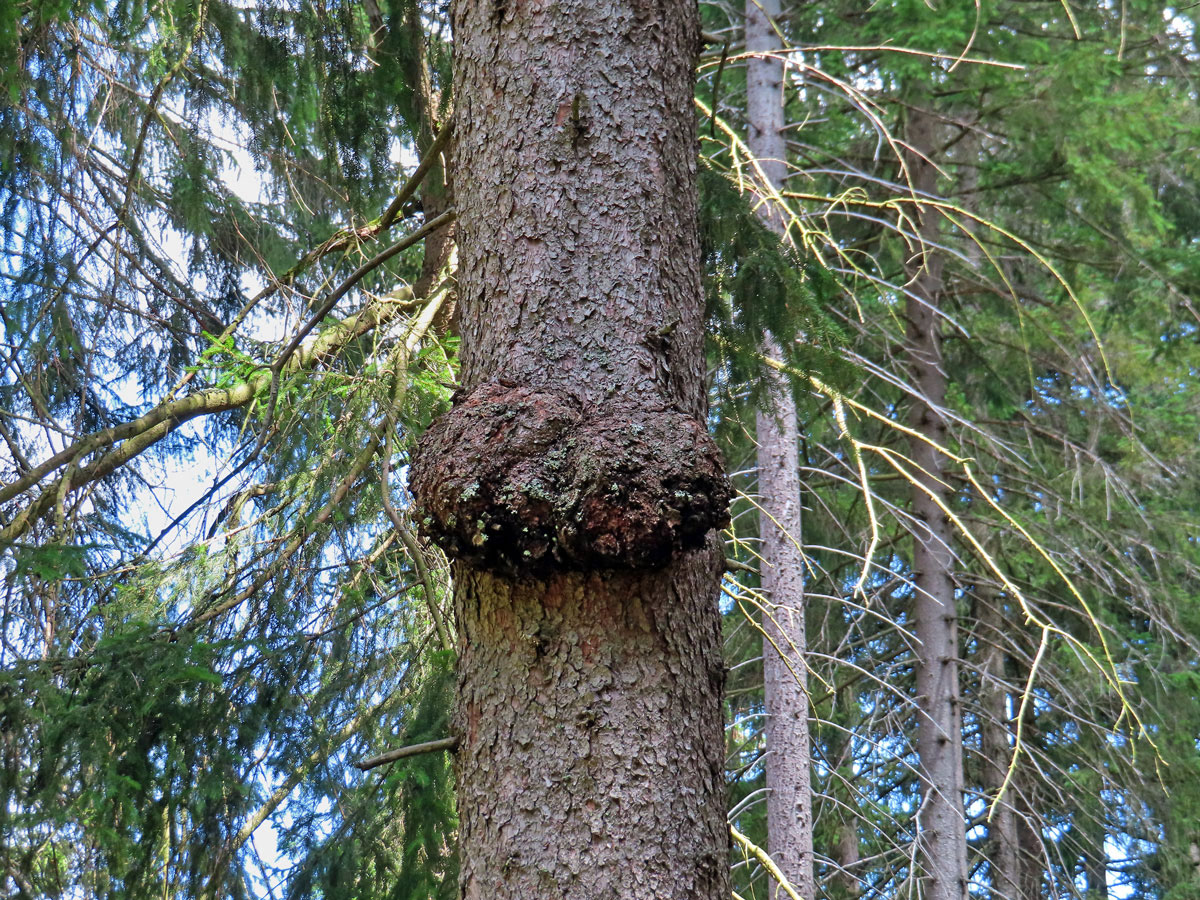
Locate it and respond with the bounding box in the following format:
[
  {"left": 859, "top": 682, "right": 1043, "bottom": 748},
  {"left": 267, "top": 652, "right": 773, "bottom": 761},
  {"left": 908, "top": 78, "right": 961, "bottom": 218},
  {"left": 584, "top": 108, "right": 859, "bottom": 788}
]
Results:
[
  {"left": 904, "top": 106, "right": 970, "bottom": 900},
  {"left": 1015, "top": 764, "right": 1044, "bottom": 900},
  {"left": 745, "top": 1, "right": 815, "bottom": 897},
  {"left": 410, "top": 0, "right": 733, "bottom": 897},
  {"left": 412, "top": 383, "right": 728, "bottom": 572},
  {"left": 977, "top": 590, "right": 1021, "bottom": 899},
  {"left": 829, "top": 688, "right": 862, "bottom": 899},
  {"left": 451, "top": 0, "right": 708, "bottom": 418},
  {"left": 1082, "top": 812, "right": 1108, "bottom": 898}
]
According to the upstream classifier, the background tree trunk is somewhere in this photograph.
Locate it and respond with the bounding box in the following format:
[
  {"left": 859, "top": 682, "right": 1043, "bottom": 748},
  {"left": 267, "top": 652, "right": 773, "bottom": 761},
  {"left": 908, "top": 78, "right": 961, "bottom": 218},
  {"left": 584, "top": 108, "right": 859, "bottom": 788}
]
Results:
[
  {"left": 745, "top": 3, "right": 816, "bottom": 898},
  {"left": 1016, "top": 767, "right": 1043, "bottom": 900},
  {"left": 411, "top": 3, "right": 733, "bottom": 899},
  {"left": 904, "top": 104, "right": 970, "bottom": 900},
  {"left": 830, "top": 686, "right": 862, "bottom": 899},
  {"left": 1082, "top": 812, "right": 1108, "bottom": 898},
  {"left": 977, "top": 589, "right": 1022, "bottom": 899}
]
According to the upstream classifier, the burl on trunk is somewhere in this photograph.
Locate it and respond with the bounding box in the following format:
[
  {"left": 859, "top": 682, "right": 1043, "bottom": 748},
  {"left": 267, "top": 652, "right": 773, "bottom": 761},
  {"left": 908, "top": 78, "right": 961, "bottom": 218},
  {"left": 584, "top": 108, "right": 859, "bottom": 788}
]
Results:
[{"left": 408, "top": 2, "right": 733, "bottom": 899}]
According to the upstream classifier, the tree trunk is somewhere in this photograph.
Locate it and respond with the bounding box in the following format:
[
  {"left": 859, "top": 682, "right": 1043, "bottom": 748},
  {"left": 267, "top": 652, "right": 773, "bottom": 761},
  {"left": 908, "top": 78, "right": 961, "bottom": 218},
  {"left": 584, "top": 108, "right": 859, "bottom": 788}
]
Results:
[
  {"left": 399, "top": 0, "right": 458, "bottom": 315},
  {"left": 904, "top": 105, "right": 970, "bottom": 900},
  {"left": 410, "top": 4, "right": 733, "bottom": 899},
  {"left": 977, "top": 589, "right": 1021, "bottom": 899},
  {"left": 830, "top": 687, "right": 862, "bottom": 899},
  {"left": 745, "top": 3, "right": 815, "bottom": 899},
  {"left": 1082, "top": 811, "right": 1107, "bottom": 898},
  {"left": 1016, "top": 763, "right": 1043, "bottom": 899}
]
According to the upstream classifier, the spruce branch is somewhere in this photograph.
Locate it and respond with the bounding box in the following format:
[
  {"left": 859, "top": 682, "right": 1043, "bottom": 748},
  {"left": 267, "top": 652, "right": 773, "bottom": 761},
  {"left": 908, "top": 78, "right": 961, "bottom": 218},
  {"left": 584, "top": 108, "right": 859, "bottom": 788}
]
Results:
[
  {"left": 0, "top": 289, "right": 418, "bottom": 543},
  {"left": 354, "top": 737, "right": 459, "bottom": 772}
]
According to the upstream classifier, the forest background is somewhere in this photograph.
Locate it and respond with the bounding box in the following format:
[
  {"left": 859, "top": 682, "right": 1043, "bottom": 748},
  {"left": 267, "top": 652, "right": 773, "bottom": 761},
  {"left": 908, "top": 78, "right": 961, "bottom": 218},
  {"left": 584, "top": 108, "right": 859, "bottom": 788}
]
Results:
[{"left": 1, "top": 0, "right": 1199, "bottom": 898}]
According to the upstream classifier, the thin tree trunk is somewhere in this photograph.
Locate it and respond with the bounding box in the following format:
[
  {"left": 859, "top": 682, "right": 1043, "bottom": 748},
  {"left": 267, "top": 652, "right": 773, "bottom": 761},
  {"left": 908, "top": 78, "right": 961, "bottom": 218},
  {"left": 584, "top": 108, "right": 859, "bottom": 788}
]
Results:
[
  {"left": 977, "top": 589, "right": 1021, "bottom": 899},
  {"left": 365, "top": 0, "right": 457, "bottom": 322},
  {"left": 745, "top": 3, "right": 815, "bottom": 899},
  {"left": 904, "top": 105, "right": 970, "bottom": 900},
  {"left": 1082, "top": 811, "right": 1108, "bottom": 898},
  {"left": 411, "top": 4, "right": 733, "bottom": 899},
  {"left": 1016, "top": 764, "right": 1043, "bottom": 899},
  {"left": 400, "top": 0, "right": 457, "bottom": 314},
  {"left": 830, "top": 687, "right": 862, "bottom": 899}
]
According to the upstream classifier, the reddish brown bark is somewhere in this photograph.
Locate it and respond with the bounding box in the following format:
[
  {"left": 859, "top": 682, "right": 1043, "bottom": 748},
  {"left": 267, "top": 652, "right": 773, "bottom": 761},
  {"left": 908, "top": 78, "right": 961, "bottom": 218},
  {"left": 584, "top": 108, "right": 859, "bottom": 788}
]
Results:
[
  {"left": 976, "top": 589, "right": 1022, "bottom": 899},
  {"left": 410, "top": 1, "right": 733, "bottom": 898}
]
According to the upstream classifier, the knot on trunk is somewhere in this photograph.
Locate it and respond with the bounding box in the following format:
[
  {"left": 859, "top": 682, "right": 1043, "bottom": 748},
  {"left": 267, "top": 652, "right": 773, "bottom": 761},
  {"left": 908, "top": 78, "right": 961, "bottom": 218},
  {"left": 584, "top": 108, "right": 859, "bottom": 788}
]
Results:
[{"left": 409, "top": 381, "right": 730, "bottom": 573}]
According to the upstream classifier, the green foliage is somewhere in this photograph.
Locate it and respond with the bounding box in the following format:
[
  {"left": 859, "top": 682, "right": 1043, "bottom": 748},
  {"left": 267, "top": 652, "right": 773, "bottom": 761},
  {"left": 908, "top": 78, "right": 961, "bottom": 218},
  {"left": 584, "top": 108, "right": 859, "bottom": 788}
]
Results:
[
  {"left": 699, "top": 164, "right": 848, "bottom": 407},
  {"left": 282, "top": 653, "right": 458, "bottom": 900},
  {"left": 0, "top": 1, "right": 461, "bottom": 895},
  {"left": 9, "top": 542, "right": 90, "bottom": 582},
  {"left": 0, "top": 625, "right": 262, "bottom": 897}
]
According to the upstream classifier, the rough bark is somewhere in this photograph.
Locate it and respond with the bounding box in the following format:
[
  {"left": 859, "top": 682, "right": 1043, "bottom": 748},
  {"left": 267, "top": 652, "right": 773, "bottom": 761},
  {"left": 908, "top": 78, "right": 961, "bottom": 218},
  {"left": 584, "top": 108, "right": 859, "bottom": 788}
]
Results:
[
  {"left": 991, "top": 698, "right": 1043, "bottom": 899},
  {"left": 409, "top": 2, "right": 733, "bottom": 899},
  {"left": 1015, "top": 760, "right": 1043, "bottom": 900},
  {"left": 904, "top": 105, "right": 970, "bottom": 900},
  {"left": 745, "top": 3, "right": 815, "bottom": 899},
  {"left": 451, "top": 557, "right": 729, "bottom": 900}
]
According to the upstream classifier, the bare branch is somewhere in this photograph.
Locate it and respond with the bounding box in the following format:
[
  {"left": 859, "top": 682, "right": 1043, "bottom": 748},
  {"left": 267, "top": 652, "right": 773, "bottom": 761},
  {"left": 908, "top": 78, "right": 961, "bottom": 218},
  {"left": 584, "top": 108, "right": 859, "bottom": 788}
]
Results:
[{"left": 354, "top": 736, "right": 459, "bottom": 772}]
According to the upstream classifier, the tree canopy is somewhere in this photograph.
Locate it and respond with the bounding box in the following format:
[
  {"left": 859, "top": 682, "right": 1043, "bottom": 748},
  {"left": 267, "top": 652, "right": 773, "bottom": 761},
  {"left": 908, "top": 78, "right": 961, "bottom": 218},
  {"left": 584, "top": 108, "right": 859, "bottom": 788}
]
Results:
[{"left": 2, "top": 0, "right": 1199, "bottom": 898}]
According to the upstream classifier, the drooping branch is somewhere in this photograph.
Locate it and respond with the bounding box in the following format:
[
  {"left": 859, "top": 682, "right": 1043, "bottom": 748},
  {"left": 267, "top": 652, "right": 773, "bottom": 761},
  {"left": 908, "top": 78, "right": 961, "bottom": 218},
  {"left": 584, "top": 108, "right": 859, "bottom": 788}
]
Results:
[
  {"left": 0, "top": 287, "right": 426, "bottom": 543},
  {"left": 183, "top": 276, "right": 453, "bottom": 630},
  {"left": 250, "top": 121, "right": 454, "bottom": 305}
]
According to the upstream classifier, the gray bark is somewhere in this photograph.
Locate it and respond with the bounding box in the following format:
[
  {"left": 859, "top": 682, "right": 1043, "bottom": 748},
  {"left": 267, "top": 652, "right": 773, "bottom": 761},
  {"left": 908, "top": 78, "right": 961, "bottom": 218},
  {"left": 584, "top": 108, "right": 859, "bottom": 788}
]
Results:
[
  {"left": 1016, "top": 761, "right": 1044, "bottom": 899},
  {"left": 452, "top": 559, "right": 729, "bottom": 900},
  {"left": 745, "top": 3, "right": 815, "bottom": 899},
  {"left": 904, "top": 105, "right": 970, "bottom": 900},
  {"left": 410, "top": 3, "right": 732, "bottom": 899},
  {"left": 452, "top": 0, "right": 708, "bottom": 418}
]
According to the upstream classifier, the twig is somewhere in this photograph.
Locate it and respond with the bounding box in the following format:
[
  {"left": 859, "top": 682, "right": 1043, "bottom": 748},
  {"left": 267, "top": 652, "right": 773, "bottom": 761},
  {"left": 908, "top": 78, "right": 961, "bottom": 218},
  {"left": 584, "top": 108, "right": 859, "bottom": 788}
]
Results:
[
  {"left": 354, "top": 736, "right": 459, "bottom": 772},
  {"left": 730, "top": 825, "right": 803, "bottom": 900},
  {"left": 380, "top": 122, "right": 454, "bottom": 230}
]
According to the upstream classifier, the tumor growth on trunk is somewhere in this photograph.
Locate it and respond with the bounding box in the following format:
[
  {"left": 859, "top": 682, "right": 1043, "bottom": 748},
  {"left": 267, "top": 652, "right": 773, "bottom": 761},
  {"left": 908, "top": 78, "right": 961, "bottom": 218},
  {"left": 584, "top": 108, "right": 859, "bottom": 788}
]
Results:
[
  {"left": 408, "top": 0, "right": 735, "bottom": 897},
  {"left": 410, "top": 383, "right": 729, "bottom": 572}
]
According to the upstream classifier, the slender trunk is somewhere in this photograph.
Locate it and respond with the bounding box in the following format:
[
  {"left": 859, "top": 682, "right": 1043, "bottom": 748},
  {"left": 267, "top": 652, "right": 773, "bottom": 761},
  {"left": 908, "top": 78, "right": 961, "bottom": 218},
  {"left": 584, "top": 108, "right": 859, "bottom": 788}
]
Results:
[
  {"left": 1082, "top": 812, "right": 1107, "bottom": 898},
  {"left": 411, "top": 5, "right": 733, "bottom": 899},
  {"left": 1016, "top": 763, "right": 1043, "bottom": 899},
  {"left": 745, "top": 4, "right": 815, "bottom": 899},
  {"left": 366, "top": 0, "right": 457, "bottom": 319},
  {"left": 977, "top": 590, "right": 1021, "bottom": 899},
  {"left": 830, "top": 687, "right": 862, "bottom": 899},
  {"left": 904, "top": 105, "right": 969, "bottom": 900},
  {"left": 836, "top": 819, "right": 862, "bottom": 898},
  {"left": 400, "top": 0, "right": 457, "bottom": 313}
]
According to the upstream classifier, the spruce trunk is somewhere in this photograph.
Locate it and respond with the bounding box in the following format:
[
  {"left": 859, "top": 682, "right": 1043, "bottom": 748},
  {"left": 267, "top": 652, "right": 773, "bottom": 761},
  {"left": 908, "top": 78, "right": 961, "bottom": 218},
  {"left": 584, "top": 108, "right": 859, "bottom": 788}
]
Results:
[
  {"left": 978, "top": 589, "right": 1021, "bottom": 899},
  {"left": 745, "top": 2, "right": 815, "bottom": 898},
  {"left": 904, "top": 106, "right": 969, "bottom": 900},
  {"left": 410, "top": 4, "right": 733, "bottom": 899}
]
